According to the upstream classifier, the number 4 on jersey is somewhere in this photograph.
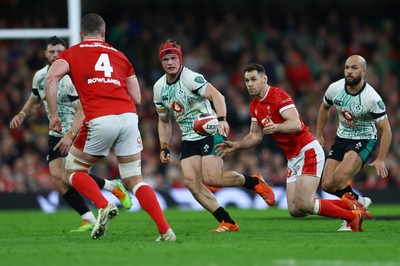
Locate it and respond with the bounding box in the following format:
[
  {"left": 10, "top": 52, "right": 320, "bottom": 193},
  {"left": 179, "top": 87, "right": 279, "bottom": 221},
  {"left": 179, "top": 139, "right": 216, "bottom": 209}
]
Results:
[{"left": 95, "top": 53, "right": 113, "bottom": 77}]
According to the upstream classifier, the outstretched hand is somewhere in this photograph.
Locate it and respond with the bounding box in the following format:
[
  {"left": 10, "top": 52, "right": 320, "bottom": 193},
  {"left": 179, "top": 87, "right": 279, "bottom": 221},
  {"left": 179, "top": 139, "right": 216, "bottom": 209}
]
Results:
[
  {"left": 9, "top": 113, "right": 25, "bottom": 128},
  {"left": 215, "top": 141, "right": 237, "bottom": 157},
  {"left": 368, "top": 159, "right": 388, "bottom": 178}
]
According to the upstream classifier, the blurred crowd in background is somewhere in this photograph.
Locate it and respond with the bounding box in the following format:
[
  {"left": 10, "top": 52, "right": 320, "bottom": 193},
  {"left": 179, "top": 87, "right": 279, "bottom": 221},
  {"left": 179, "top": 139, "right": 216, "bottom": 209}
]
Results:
[{"left": 0, "top": 0, "right": 399, "bottom": 193}]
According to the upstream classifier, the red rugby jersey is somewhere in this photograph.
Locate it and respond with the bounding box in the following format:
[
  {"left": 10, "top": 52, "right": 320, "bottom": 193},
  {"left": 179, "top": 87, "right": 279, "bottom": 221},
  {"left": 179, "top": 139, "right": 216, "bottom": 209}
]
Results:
[
  {"left": 57, "top": 39, "right": 136, "bottom": 121},
  {"left": 249, "top": 86, "right": 315, "bottom": 159}
]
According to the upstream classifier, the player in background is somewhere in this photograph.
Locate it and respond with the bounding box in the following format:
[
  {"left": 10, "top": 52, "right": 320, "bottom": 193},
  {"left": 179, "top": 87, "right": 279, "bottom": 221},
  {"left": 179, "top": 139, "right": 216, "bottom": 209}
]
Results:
[
  {"left": 9, "top": 36, "right": 131, "bottom": 232},
  {"left": 316, "top": 55, "right": 392, "bottom": 231},
  {"left": 153, "top": 40, "right": 275, "bottom": 233},
  {"left": 45, "top": 14, "right": 175, "bottom": 241},
  {"left": 216, "top": 63, "right": 371, "bottom": 232}
]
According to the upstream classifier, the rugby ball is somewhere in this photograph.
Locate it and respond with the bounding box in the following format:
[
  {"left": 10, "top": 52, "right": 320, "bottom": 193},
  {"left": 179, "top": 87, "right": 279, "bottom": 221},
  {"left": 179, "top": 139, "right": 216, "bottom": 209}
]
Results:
[
  {"left": 261, "top": 117, "right": 270, "bottom": 127},
  {"left": 193, "top": 113, "right": 219, "bottom": 136}
]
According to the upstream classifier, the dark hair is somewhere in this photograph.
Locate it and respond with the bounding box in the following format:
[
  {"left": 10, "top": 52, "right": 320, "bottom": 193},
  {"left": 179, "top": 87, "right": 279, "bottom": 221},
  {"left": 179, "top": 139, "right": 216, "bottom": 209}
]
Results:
[
  {"left": 81, "top": 13, "right": 105, "bottom": 36},
  {"left": 46, "top": 36, "right": 67, "bottom": 48},
  {"left": 244, "top": 63, "right": 265, "bottom": 75}
]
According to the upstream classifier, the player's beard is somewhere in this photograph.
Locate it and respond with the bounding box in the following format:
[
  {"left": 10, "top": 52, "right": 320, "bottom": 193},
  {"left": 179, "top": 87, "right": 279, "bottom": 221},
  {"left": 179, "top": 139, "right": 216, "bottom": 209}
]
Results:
[{"left": 345, "top": 75, "right": 362, "bottom": 87}]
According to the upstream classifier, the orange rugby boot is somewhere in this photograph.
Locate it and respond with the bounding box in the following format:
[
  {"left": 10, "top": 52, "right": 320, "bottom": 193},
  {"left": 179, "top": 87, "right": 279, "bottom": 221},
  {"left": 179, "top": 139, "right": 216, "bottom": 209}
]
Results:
[
  {"left": 210, "top": 220, "right": 239, "bottom": 233},
  {"left": 253, "top": 174, "right": 275, "bottom": 206}
]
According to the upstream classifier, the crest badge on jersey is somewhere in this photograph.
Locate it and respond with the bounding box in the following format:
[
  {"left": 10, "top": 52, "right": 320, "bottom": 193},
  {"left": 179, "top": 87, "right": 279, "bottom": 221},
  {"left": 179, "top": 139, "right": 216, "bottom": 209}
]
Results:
[
  {"left": 351, "top": 104, "right": 363, "bottom": 116},
  {"left": 194, "top": 76, "right": 205, "bottom": 83},
  {"left": 377, "top": 100, "right": 385, "bottom": 110},
  {"left": 266, "top": 105, "right": 271, "bottom": 115},
  {"left": 177, "top": 89, "right": 184, "bottom": 99}
]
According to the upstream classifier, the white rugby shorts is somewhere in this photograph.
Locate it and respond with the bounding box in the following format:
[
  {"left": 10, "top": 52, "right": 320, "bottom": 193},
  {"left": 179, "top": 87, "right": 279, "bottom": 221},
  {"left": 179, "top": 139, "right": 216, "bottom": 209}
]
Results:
[
  {"left": 286, "top": 140, "right": 325, "bottom": 183},
  {"left": 74, "top": 113, "right": 143, "bottom": 157}
]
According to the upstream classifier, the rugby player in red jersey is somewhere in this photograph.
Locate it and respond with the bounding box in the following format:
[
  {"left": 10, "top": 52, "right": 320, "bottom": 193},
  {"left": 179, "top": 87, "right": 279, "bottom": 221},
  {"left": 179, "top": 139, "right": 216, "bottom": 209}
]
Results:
[
  {"left": 216, "top": 63, "right": 371, "bottom": 232},
  {"left": 45, "top": 13, "right": 175, "bottom": 241}
]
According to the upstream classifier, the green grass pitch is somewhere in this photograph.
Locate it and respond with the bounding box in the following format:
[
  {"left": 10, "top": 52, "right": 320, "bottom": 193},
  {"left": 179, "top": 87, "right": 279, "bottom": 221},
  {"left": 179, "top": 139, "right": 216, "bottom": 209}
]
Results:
[{"left": 1, "top": 205, "right": 399, "bottom": 266}]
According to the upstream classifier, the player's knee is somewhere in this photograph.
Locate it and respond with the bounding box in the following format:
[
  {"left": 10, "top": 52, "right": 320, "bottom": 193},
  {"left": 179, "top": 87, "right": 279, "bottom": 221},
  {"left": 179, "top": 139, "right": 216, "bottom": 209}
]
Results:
[
  {"left": 203, "top": 178, "right": 223, "bottom": 188},
  {"left": 203, "top": 171, "right": 224, "bottom": 187},
  {"left": 332, "top": 169, "right": 352, "bottom": 183},
  {"left": 183, "top": 176, "right": 202, "bottom": 193},
  {"left": 65, "top": 153, "right": 91, "bottom": 172},
  {"left": 287, "top": 202, "right": 299, "bottom": 217},
  {"left": 51, "top": 177, "right": 65, "bottom": 191},
  {"left": 288, "top": 208, "right": 302, "bottom": 217},
  {"left": 321, "top": 177, "right": 336, "bottom": 193},
  {"left": 321, "top": 182, "right": 333, "bottom": 193},
  {"left": 118, "top": 160, "right": 141, "bottom": 179},
  {"left": 297, "top": 202, "right": 313, "bottom": 214},
  {"left": 183, "top": 177, "right": 195, "bottom": 188},
  {"left": 49, "top": 167, "right": 62, "bottom": 181}
]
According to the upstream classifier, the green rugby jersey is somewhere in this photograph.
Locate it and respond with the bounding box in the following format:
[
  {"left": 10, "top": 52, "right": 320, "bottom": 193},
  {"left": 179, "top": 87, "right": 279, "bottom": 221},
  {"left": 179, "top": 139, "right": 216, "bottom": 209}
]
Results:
[
  {"left": 323, "top": 78, "right": 387, "bottom": 140},
  {"left": 153, "top": 67, "right": 216, "bottom": 141},
  {"left": 32, "top": 65, "right": 80, "bottom": 137}
]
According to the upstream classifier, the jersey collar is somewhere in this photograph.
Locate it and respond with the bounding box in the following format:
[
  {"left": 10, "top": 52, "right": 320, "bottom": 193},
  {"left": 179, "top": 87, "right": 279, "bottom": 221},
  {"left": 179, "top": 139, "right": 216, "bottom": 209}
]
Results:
[
  {"left": 345, "top": 81, "right": 366, "bottom": 96},
  {"left": 259, "top": 85, "right": 270, "bottom": 101}
]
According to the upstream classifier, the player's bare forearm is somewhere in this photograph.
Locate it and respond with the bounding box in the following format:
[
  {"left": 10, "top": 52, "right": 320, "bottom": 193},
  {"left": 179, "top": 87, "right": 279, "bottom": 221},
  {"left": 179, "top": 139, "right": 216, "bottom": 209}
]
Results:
[
  {"left": 20, "top": 97, "right": 40, "bottom": 119},
  {"left": 45, "top": 78, "right": 59, "bottom": 117},
  {"left": 316, "top": 103, "right": 330, "bottom": 138},
  {"left": 236, "top": 132, "right": 262, "bottom": 150},
  {"left": 127, "top": 76, "right": 141, "bottom": 105},
  {"left": 376, "top": 119, "right": 392, "bottom": 161},
  {"left": 204, "top": 84, "right": 226, "bottom": 118},
  {"left": 270, "top": 108, "right": 301, "bottom": 134},
  {"left": 10, "top": 97, "right": 40, "bottom": 128},
  {"left": 69, "top": 102, "right": 84, "bottom": 136},
  {"left": 273, "top": 119, "right": 301, "bottom": 133},
  {"left": 45, "top": 60, "right": 68, "bottom": 117},
  {"left": 158, "top": 116, "right": 171, "bottom": 149}
]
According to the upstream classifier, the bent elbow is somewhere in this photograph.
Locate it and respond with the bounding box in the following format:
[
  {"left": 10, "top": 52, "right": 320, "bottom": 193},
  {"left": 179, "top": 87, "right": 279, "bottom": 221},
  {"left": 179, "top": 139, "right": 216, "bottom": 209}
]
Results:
[
  {"left": 294, "top": 121, "right": 302, "bottom": 132},
  {"left": 135, "top": 97, "right": 141, "bottom": 106},
  {"left": 297, "top": 123, "right": 302, "bottom": 132}
]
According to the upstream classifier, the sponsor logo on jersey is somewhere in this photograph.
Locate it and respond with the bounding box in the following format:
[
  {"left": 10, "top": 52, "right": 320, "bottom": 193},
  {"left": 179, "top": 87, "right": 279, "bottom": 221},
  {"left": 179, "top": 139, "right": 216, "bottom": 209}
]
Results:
[
  {"left": 79, "top": 42, "right": 117, "bottom": 52},
  {"left": 172, "top": 101, "right": 183, "bottom": 113},
  {"left": 334, "top": 99, "right": 343, "bottom": 106},
  {"left": 342, "top": 110, "right": 355, "bottom": 122}
]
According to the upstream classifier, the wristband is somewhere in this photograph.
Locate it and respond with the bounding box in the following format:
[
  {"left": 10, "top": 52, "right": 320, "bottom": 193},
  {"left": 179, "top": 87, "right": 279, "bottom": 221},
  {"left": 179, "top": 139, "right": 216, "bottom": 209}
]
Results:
[
  {"left": 217, "top": 116, "right": 226, "bottom": 121},
  {"left": 161, "top": 148, "right": 170, "bottom": 156},
  {"left": 66, "top": 131, "right": 76, "bottom": 140},
  {"left": 19, "top": 111, "right": 26, "bottom": 118}
]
